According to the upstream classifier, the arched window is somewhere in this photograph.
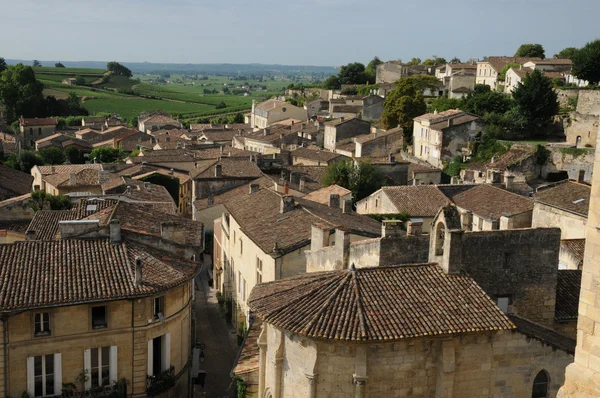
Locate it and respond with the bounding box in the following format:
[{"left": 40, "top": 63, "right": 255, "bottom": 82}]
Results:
[
  {"left": 435, "top": 222, "right": 445, "bottom": 256},
  {"left": 532, "top": 370, "right": 549, "bottom": 398},
  {"left": 576, "top": 136, "right": 582, "bottom": 147}
]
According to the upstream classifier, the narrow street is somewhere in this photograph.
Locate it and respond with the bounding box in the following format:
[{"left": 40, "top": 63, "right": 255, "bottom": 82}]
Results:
[{"left": 193, "top": 262, "right": 238, "bottom": 398}]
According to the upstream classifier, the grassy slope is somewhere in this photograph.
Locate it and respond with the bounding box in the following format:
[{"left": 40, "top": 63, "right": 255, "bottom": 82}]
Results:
[{"left": 33, "top": 66, "right": 106, "bottom": 74}]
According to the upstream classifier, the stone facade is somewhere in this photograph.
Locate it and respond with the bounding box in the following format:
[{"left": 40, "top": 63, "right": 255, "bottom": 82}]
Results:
[
  {"left": 564, "top": 112, "right": 599, "bottom": 148},
  {"left": 355, "top": 129, "right": 403, "bottom": 158},
  {"left": 532, "top": 202, "right": 587, "bottom": 240},
  {"left": 361, "top": 95, "right": 384, "bottom": 121},
  {"left": 576, "top": 90, "right": 600, "bottom": 116},
  {"left": 323, "top": 118, "right": 371, "bottom": 151},
  {"left": 257, "top": 323, "right": 572, "bottom": 398}
]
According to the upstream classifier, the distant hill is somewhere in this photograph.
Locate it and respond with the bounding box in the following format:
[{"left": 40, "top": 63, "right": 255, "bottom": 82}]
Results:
[{"left": 6, "top": 59, "right": 337, "bottom": 76}]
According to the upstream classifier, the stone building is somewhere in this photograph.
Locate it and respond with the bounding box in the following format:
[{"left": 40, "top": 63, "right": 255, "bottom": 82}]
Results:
[
  {"left": 250, "top": 100, "right": 308, "bottom": 129},
  {"left": 361, "top": 95, "right": 384, "bottom": 121},
  {"left": 413, "top": 109, "right": 482, "bottom": 168},
  {"left": 532, "top": 180, "right": 590, "bottom": 239},
  {"left": 408, "top": 163, "right": 442, "bottom": 185},
  {"left": 0, "top": 164, "right": 33, "bottom": 201},
  {"left": 354, "top": 127, "right": 403, "bottom": 158},
  {"left": 376, "top": 61, "right": 432, "bottom": 84},
  {"left": 138, "top": 114, "right": 183, "bottom": 133},
  {"left": 0, "top": 209, "right": 202, "bottom": 398},
  {"left": 290, "top": 147, "right": 348, "bottom": 166},
  {"left": 476, "top": 56, "right": 542, "bottom": 90},
  {"left": 504, "top": 67, "right": 565, "bottom": 93},
  {"left": 18, "top": 117, "right": 57, "bottom": 150},
  {"left": 461, "top": 144, "right": 538, "bottom": 185},
  {"left": 34, "top": 133, "right": 93, "bottom": 153},
  {"left": 323, "top": 118, "right": 370, "bottom": 151}
]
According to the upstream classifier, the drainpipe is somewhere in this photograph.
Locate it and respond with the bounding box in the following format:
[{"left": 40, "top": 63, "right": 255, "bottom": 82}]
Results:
[{"left": 3, "top": 317, "right": 8, "bottom": 398}]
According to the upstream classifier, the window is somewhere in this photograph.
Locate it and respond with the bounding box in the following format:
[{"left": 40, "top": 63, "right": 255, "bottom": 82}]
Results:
[
  {"left": 240, "top": 238, "right": 243, "bottom": 255},
  {"left": 497, "top": 296, "right": 510, "bottom": 313},
  {"left": 532, "top": 370, "right": 549, "bottom": 398},
  {"left": 91, "top": 306, "right": 107, "bottom": 329},
  {"left": 38, "top": 127, "right": 42, "bottom": 136},
  {"left": 238, "top": 271, "right": 242, "bottom": 294},
  {"left": 34, "top": 313, "right": 51, "bottom": 337},
  {"left": 90, "top": 347, "right": 110, "bottom": 388},
  {"left": 147, "top": 334, "right": 171, "bottom": 376},
  {"left": 153, "top": 296, "right": 165, "bottom": 320},
  {"left": 27, "top": 354, "right": 61, "bottom": 397},
  {"left": 256, "top": 257, "right": 263, "bottom": 284},
  {"left": 375, "top": 199, "right": 378, "bottom": 208}
]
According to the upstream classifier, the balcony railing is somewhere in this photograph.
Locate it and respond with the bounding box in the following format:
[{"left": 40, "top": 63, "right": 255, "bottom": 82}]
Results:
[
  {"left": 60, "top": 381, "right": 127, "bottom": 397},
  {"left": 146, "top": 366, "right": 175, "bottom": 396}
]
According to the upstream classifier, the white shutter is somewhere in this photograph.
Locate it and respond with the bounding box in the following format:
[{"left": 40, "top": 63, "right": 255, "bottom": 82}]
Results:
[
  {"left": 26, "top": 356, "right": 35, "bottom": 396},
  {"left": 83, "top": 349, "right": 92, "bottom": 390},
  {"left": 54, "top": 353, "right": 62, "bottom": 396},
  {"left": 109, "top": 346, "right": 118, "bottom": 383},
  {"left": 147, "top": 340, "right": 154, "bottom": 376},
  {"left": 162, "top": 333, "right": 171, "bottom": 371}
]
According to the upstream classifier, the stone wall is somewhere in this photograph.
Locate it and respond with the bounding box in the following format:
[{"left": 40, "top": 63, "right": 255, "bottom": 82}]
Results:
[
  {"left": 556, "top": 89, "right": 579, "bottom": 109},
  {"left": 441, "top": 121, "right": 482, "bottom": 163},
  {"left": 543, "top": 146, "right": 594, "bottom": 183},
  {"left": 564, "top": 112, "right": 599, "bottom": 147},
  {"left": 355, "top": 129, "right": 403, "bottom": 158},
  {"left": 362, "top": 96, "right": 384, "bottom": 121},
  {"left": 576, "top": 90, "right": 600, "bottom": 116},
  {"left": 532, "top": 202, "right": 587, "bottom": 240},
  {"left": 349, "top": 235, "right": 430, "bottom": 267}
]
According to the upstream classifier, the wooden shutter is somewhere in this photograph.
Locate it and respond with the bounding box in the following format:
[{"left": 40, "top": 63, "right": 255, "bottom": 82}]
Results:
[
  {"left": 83, "top": 349, "right": 92, "bottom": 390},
  {"left": 109, "top": 346, "right": 118, "bottom": 383},
  {"left": 53, "top": 353, "right": 62, "bottom": 396},
  {"left": 26, "top": 356, "right": 35, "bottom": 396}
]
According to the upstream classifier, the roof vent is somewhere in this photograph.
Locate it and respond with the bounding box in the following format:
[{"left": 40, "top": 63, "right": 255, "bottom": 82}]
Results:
[{"left": 573, "top": 199, "right": 585, "bottom": 204}]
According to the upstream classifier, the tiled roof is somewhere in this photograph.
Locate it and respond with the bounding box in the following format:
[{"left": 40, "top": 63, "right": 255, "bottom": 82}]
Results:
[
  {"left": 224, "top": 188, "right": 380, "bottom": 255},
  {"left": 141, "top": 114, "right": 182, "bottom": 126},
  {"left": 193, "top": 176, "right": 273, "bottom": 211},
  {"left": 284, "top": 166, "right": 328, "bottom": 192},
  {"left": 381, "top": 186, "right": 451, "bottom": 217},
  {"left": 561, "top": 239, "right": 585, "bottom": 266},
  {"left": 534, "top": 180, "right": 590, "bottom": 217},
  {"left": 119, "top": 164, "right": 191, "bottom": 184},
  {"left": 481, "top": 56, "right": 543, "bottom": 72},
  {"left": 555, "top": 269, "right": 582, "bottom": 322},
  {"left": 0, "top": 239, "right": 198, "bottom": 311},
  {"left": 0, "top": 219, "right": 31, "bottom": 234},
  {"left": 529, "top": 58, "right": 573, "bottom": 65},
  {"left": 303, "top": 185, "right": 352, "bottom": 205},
  {"left": 430, "top": 114, "right": 479, "bottom": 131},
  {"left": 291, "top": 147, "right": 345, "bottom": 163},
  {"left": 190, "top": 158, "right": 263, "bottom": 179},
  {"left": 249, "top": 264, "right": 514, "bottom": 341},
  {"left": 509, "top": 315, "right": 575, "bottom": 354},
  {"left": 439, "top": 184, "right": 533, "bottom": 220},
  {"left": 242, "top": 128, "right": 297, "bottom": 145},
  {"left": 510, "top": 67, "right": 565, "bottom": 80},
  {"left": 414, "top": 109, "right": 463, "bottom": 123},
  {"left": 232, "top": 319, "right": 262, "bottom": 375},
  {"left": 37, "top": 164, "right": 103, "bottom": 175},
  {"left": 0, "top": 164, "right": 33, "bottom": 197},
  {"left": 20, "top": 117, "right": 57, "bottom": 126},
  {"left": 43, "top": 169, "right": 116, "bottom": 188},
  {"left": 354, "top": 127, "right": 402, "bottom": 144},
  {"left": 101, "top": 177, "right": 176, "bottom": 206},
  {"left": 332, "top": 105, "right": 362, "bottom": 113},
  {"left": 254, "top": 99, "right": 287, "bottom": 112},
  {"left": 25, "top": 210, "right": 78, "bottom": 240},
  {"left": 408, "top": 163, "right": 442, "bottom": 175}
]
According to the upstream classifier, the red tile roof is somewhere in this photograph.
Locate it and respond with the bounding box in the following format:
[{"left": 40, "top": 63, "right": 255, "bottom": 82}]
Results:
[
  {"left": 249, "top": 264, "right": 514, "bottom": 341},
  {"left": 534, "top": 180, "right": 590, "bottom": 217},
  {"left": 0, "top": 164, "right": 33, "bottom": 198},
  {"left": 380, "top": 186, "right": 451, "bottom": 217},
  {"left": 19, "top": 117, "right": 57, "bottom": 127}
]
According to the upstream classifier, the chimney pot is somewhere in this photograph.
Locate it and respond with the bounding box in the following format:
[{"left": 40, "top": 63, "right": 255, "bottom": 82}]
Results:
[
  {"left": 299, "top": 176, "right": 306, "bottom": 192},
  {"left": 406, "top": 219, "right": 423, "bottom": 236},
  {"left": 329, "top": 194, "right": 341, "bottom": 208},
  {"left": 110, "top": 219, "right": 121, "bottom": 244},
  {"left": 280, "top": 196, "right": 295, "bottom": 214},
  {"left": 134, "top": 256, "right": 143, "bottom": 286},
  {"left": 249, "top": 183, "right": 259, "bottom": 194},
  {"left": 342, "top": 198, "right": 352, "bottom": 213},
  {"left": 214, "top": 164, "right": 222, "bottom": 177},
  {"left": 382, "top": 219, "right": 403, "bottom": 238}
]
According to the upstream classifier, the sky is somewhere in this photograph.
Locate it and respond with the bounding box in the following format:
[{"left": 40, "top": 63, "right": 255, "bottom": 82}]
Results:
[{"left": 1, "top": 0, "right": 599, "bottom": 66}]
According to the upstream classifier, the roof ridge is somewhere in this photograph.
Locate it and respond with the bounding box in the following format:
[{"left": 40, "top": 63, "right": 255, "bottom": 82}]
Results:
[{"left": 351, "top": 269, "right": 368, "bottom": 340}]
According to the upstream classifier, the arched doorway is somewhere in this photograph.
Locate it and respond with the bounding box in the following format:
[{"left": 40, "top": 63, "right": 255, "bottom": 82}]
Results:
[
  {"left": 576, "top": 135, "right": 582, "bottom": 148},
  {"left": 532, "top": 370, "right": 549, "bottom": 398},
  {"left": 435, "top": 222, "right": 445, "bottom": 256}
]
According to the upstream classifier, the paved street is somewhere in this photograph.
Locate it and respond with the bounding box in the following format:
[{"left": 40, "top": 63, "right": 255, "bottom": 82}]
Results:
[{"left": 193, "top": 262, "right": 238, "bottom": 398}]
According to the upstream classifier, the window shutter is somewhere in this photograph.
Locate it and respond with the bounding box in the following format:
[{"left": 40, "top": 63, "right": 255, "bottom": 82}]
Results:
[
  {"left": 83, "top": 349, "right": 92, "bottom": 390},
  {"left": 162, "top": 333, "right": 171, "bottom": 371},
  {"left": 26, "top": 356, "right": 35, "bottom": 396},
  {"left": 109, "top": 346, "right": 118, "bottom": 383},
  {"left": 54, "top": 353, "right": 62, "bottom": 396},
  {"left": 147, "top": 340, "right": 153, "bottom": 376}
]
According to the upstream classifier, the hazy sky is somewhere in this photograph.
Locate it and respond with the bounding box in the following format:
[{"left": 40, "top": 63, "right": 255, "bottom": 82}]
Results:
[{"left": 1, "top": 0, "right": 598, "bottom": 66}]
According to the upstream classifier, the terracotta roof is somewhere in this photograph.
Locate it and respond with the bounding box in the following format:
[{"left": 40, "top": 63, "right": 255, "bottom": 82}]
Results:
[
  {"left": 380, "top": 186, "right": 451, "bottom": 217},
  {"left": 224, "top": 189, "right": 380, "bottom": 256},
  {"left": 249, "top": 264, "right": 514, "bottom": 341},
  {"left": 561, "top": 239, "right": 585, "bottom": 266},
  {"left": 232, "top": 319, "right": 262, "bottom": 375},
  {"left": 354, "top": 127, "right": 402, "bottom": 144},
  {"left": 37, "top": 164, "right": 103, "bottom": 175},
  {"left": 332, "top": 105, "right": 362, "bottom": 114},
  {"left": 408, "top": 163, "right": 442, "bottom": 175},
  {"left": 254, "top": 99, "right": 287, "bottom": 112},
  {"left": 414, "top": 109, "right": 463, "bottom": 123},
  {"left": 101, "top": 177, "right": 176, "bottom": 206},
  {"left": 291, "top": 147, "right": 346, "bottom": 163},
  {"left": 190, "top": 158, "right": 263, "bottom": 180},
  {"left": 481, "top": 56, "right": 543, "bottom": 72},
  {"left": 0, "top": 239, "right": 198, "bottom": 312},
  {"left": 20, "top": 117, "right": 57, "bottom": 127},
  {"left": 509, "top": 315, "right": 575, "bottom": 354},
  {"left": 284, "top": 166, "right": 328, "bottom": 192},
  {"left": 0, "top": 219, "right": 31, "bottom": 234},
  {"left": 0, "top": 165, "right": 33, "bottom": 197},
  {"left": 531, "top": 58, "right": 573, "bottom": 65},
  {"left": 439, "top": 184, "right": 533, "bottom": 220},
  {"left": 119, "top": 164, "right": 191, "bottom": 184},
  {"left": 555, "top": 270, "right": 582, "bottom": 322},
  {"left": 82, "top": 117, "right": 106, "bottom": 124},
  {"left": 510, "top": 67, "right": 565, "bottom": 80},
  {"left": 430, "top": 114, "right": 479, "bottom": 131},
  {"left": 193, "top": 176, "right": 273, "bottom": 211},
  {"left": 534, "top": 180, "right": 590, "bottom": 217},
  {"left": 141, "top": 114, "right": 182, "bottom": 126},
  {"left": 43, "top": 169, "right": 116, "bottom": 188},
  {"left": 303, "top": 185, "right": 352, "bottom": 205}
]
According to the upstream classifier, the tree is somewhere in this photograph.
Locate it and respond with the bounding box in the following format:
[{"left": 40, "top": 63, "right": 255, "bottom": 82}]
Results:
[
  {"left": 462, "top": 90, "right": 513, "bottom": 115},
  {"left": 323, "top": 75, "right": 341, "bottom": 89},
  {"left": 407, "top": 58, "right": 421, "bottom": 65},
  {"left": 554, "top": 47, "right": 579, "bottom": 60},
  {"left": 498, "top": 63, "right": 521, "bottom": 81},
  {"left": 55, "top": 62, "right": 65, "bottom": 68},
  {"left": 0, "top": 63, "right": 46, "bottom": 123},
  {"left": 381, "top": 76, "right": 428, "bottom": 141},
  {"left": 74, "top": 75, "right": 85, "bottom": 85},
  {"left": 0, "top": 58, "right": 6, "bottom": 74},
  {"left": 89, "top": 147, "right": 124, "bottom": 163},
  {"left": 30, "top": 190, "right": 72, "bottom": 212},
  {"left": 65, "top": 146, "right": 84, "bottom": 164},
  {"left": 106, "top": 61, "right": 132, "bottom": 78},
  {"left": 422, "top": 57, "right": 446, "bottom": 66},
  {"left": 512, "top": 69, "right": 559, "bottom": 136},
  {"left": 338, "top": 62, "right": 366, "bottom": 85},
  {"left": 18, "top": 150, "right": 44, "bottom": 172},
  {"left": 215, "top": 101, "right": 227, "bottom": 109},
  {"left": 364, "top": 57, "right": 383, "bottom": 84},
  {"left": 514, "top": 43, "right": 545, "bottom": 59},
  {"left": 39, "top": 146, "right": 66, "bottom": 165},
  {"left": 449, "top": 57, "right": 462, "bottom": 64},
  {"left": 230, "top": 113, "right": 244, "bottom": 123},
  {"left": 321, "top": 159, "right": 385, "bottom": 202},
  {"left": 572, "top": 39, "right": 600, "bottom": 84},
  {"left": 32, "top": 60, "right": 42, "bottom": 67}
]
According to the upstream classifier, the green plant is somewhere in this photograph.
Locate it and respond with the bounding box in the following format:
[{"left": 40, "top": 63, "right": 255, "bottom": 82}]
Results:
[
  {"left": 229, "top": 376, "right": 248, "bottom": 398},
  {"left": 560, "top": 147, "right": 592, "bottom": 159}
]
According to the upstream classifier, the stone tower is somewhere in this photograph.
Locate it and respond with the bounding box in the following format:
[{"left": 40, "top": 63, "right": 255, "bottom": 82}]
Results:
[{"left": 559, "top": 121, "right": 600, "bottom": 397}]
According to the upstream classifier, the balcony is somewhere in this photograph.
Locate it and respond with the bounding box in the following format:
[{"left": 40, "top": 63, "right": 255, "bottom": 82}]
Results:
[
  {"left": 146, "top": 366, "right": 175, "bottom": 396},
  {"left": 61, "top": 381, "right": 127, "bottom": 397}
]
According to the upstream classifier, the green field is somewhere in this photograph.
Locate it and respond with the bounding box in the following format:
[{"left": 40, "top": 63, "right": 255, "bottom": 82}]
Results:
[
  {"left": 33, "top": 66, "right": 106, "bottom": 74},
  {"left": 38, "top": 75, "right": 99, "bottom": 84}
]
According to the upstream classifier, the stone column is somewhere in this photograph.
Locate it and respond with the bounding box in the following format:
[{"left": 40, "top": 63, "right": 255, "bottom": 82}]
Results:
[{"left": 559, "top": 121, "right": 600, "bottom": 397}]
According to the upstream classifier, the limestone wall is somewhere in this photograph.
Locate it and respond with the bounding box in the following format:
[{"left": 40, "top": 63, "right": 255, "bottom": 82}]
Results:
[
  {"left": 564, "top": 112, "right": 599, "bottom": 147},
  {"left": 576, "top": 90, "right": 600, "bottom": 115},
  {"left": 532, "top": 202, "right": 587, "bottom": 240},
  {"left": 543, "top": 146, "right": 594, "bottom": 183}
]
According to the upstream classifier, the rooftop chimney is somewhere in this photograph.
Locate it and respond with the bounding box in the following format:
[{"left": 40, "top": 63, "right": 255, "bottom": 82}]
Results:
[
  {"left": 249, "top": 183, "right": 259, "bottom": 194},
  {"left": 284, "top": 182, "right": 289, "bottom": 194},
  {"left": 169, "top": 168, "right": 174, "bottom": 175},
  {"left": 144, "top": 182, "right": 151, "bottom": 192},
  {"left": 342, "top": 198, "right": 352, "bottom": 214},
  {"left": 110, "top": 219, "right": 121, "bottom": 244},
  {"left": 50, "top": 166, "right": 55, "bottom": 174},
  {"left": 505, "top": 175, "right": 515, "bottom": 190},
  {"left": 208, "top": 194, "right": 214, "bottom": 206},
  {"left": 381, "top": 219, "right": 403, "bottom": 238},
  {"left": 69, "top": 173, "right": 76, "bottom": 185},
  {"left": 134, "top": 256, "right": 143, "bottom": 286},
  {"left": 579, "top": 169, "right": 586, "bottom": 184},
  {"left": 299, "top": 176, "right": 306, "bottom": 192},
  {"left": 406, "top": 219, "right": 423, "bottom": 236},
  {"left": 329, "top": 194, "right": 340, "bottom": 208},
  {"left": 214, "top": 164, "right": 222, "bottom": 178},
  {"left": 280, "top": 196, "right": 295, "bottom": 214},
  {"left": 310, "top": 223, "right": 331, "bottom": 251}
]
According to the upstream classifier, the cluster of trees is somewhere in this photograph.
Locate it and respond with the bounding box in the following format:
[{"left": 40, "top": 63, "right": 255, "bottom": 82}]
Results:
[
  {"left": 88, "top": 147, "right": 125, "bottom": 163},
  {"left": 107, "top": 61, "right": 132, "bottom": 78},
  {"left": 323, "top": 57, "right": 383, "bottom": 89},
  {"left": 194, "top": 112, "right": 245, "bottom": 125},
  {"left": 514, "top": 43, "right": 546, "bottom": 59},
  {"left": 321, "top": 159, "right": 386, "bottom": 202},
  {"left": 2, "top": 145, "right": 87, "bottom": 172},
  {"left": 428, "top": 70, "right": 558, "bottom": 140},
  {"left": 30, "top": 190, "right": 72, "bottom": 211},
  {"left": 0, "top": 63, "right": 88, "bottom": 124},
  {"left": 215, "top": 101, "right": 227, "bottom": 109}
]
